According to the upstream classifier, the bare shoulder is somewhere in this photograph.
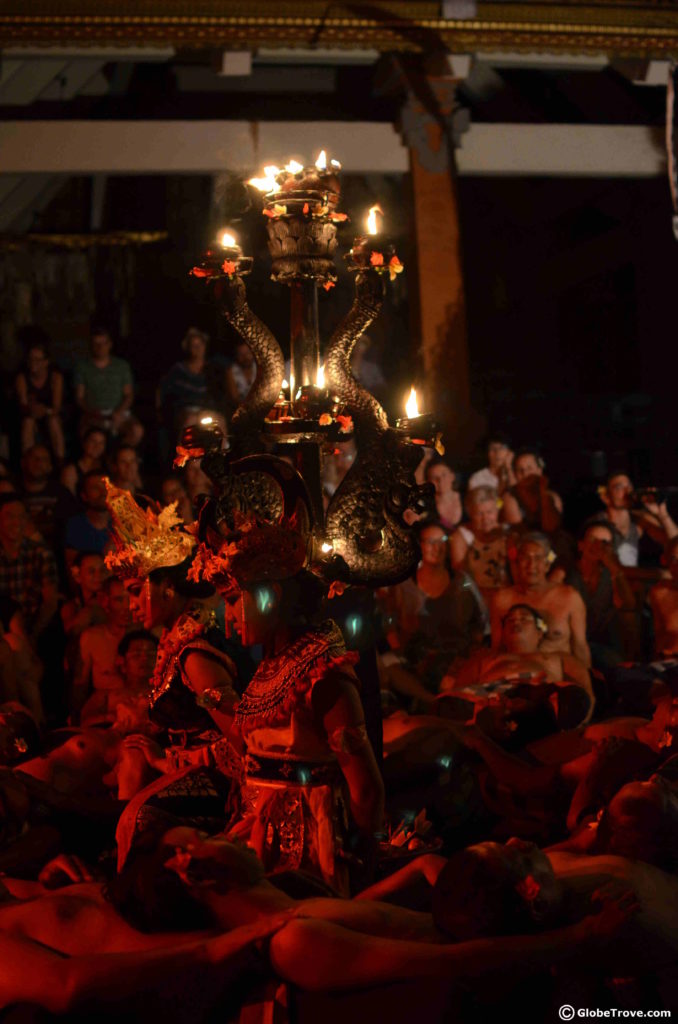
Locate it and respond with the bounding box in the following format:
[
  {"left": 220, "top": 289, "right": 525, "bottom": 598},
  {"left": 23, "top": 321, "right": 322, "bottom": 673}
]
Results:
[
  {"left": 490, "top": 586, "right": 517, "bottom": 611},
  {"left": 649, "top": 580, "right": 677, "bottom": 601},
  {"left": 554, "top": 583, "right": 584, "bottom": 606}
]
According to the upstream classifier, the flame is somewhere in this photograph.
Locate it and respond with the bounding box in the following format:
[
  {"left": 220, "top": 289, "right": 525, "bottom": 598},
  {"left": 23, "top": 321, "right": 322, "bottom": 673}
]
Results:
[
  {"left": 366, "top": 204, "right": 383, "bottom": 236},
  {"left": 285, "top": 159, "right": 304, "bottom": 173},
  {"left": 405, "top": 387, "right": 420, "bottom": 418},
  {"left": 316, "top": 363, "right": 325, "bottom": 388},
  {"left": 200, "top": 416, "right": 214, "bottom": 426},
  {"left": 281, "top": 379, "right": 289, "bottom": 390},
  {"left": 315, "top": 150, "right": 327, "bottom": 171},
  {"left": 220, "top": 231, "right": 237, "bottom": 248},
  {"left": 321, "top": 541, "right": 334, "bottom": 554},
  {"left": 248, "top": 164, "right": 281, "bottom": 192}
]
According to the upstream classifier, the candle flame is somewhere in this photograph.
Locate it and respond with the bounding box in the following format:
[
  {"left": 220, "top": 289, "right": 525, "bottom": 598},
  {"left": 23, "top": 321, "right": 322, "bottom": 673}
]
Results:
[
  {"left": 316, "top": 364, "right": 325, "bottom": 388},
  {"left": 366, "top": 204, "right": 383, "bottom": 236},
  {"left": 321, "top": 541, "right": 334, "bottom": 554},
  {"left": 220, "top": 231, "right": 237, "bottom": 248},
  {"left": 281, "top": 379, "right": 289, "bottom": 390},
  {"left": 285, "top": 159, "right": 304, "bottom": 173},
  {"left": 248, "top": 164, "right": 281, "bottom": 192},
  {"left": 405, "top": 387, "right": 420, "bottom": 418},
  {"left": 315, "top": 150, "right": 327, "bottom": 171},
  {"left": 200, "top": 416, "right": 214, "bottom": 426}
]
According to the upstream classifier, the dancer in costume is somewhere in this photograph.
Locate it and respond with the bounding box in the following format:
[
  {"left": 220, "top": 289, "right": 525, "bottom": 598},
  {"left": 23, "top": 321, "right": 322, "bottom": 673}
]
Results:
[
  {"left": 103, "top": 481, "right": 251, "bottom": 868},
  {"left": 189, "top": 455, "right": 384, "bottom": 895}
]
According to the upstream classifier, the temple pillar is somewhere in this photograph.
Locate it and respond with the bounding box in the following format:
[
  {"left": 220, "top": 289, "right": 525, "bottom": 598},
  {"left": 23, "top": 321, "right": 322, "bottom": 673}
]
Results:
[{"left": 397, "top": 66, "right": 485, "bottom": 457}]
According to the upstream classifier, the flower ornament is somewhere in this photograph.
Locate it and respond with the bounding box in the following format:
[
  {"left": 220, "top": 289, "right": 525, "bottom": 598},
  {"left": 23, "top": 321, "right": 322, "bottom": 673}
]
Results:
[
  {"left": 658, "top": 729, "right": 674, "bottom": 749},
  {"left": 222, "top": 260, "right": 237, "bottom": 277},
  {"left": 388, "top": 255, "right": 403, "bottom": 281},
  {"left": 174, "top": 444, "right": 206, "bottom": 469},
  {"left": 515, "top": 875, "right": 541, "bottom": 902},
  {"left": 370, "top": 251, "right": 384, "bottom": 267},
  {"left": 328, "top": 580, "right": 347, "bottom": 600}
]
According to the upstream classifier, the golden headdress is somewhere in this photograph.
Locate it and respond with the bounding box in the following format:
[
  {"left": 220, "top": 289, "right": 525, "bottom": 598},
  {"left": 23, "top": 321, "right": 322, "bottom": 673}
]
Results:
[{"left": 104, "top": 479, "right": 195, "bottom": 579}]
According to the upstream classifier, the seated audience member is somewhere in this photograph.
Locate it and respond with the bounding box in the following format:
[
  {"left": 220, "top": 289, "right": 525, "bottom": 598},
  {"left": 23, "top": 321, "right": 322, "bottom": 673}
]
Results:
[
  {"left": 425, "top": 458, "right": 463, "bottom": 531},
  {"left": 649, "top": 536, "right": 678, "bottom": 656},
  {"left": 0, "top": 598, "right": 43, "bottom": 723},
  {"left": 156, "top": 327, "right": 212, "bottom": 439},
  {"left": 108, "top": 444, "right": 142, "bottom": 497},
  {"left": 64, "top": 471, "right": 111, "bottom": 563},
  {"left": 597, "top": 471, "right": 678, "bottom": 567},
  {"left": 379, "top": 521, "right": 485, "bottom": 707},
  {"left": 449, "top": 485, "right": 511, "bottom": 599},
  {"left": 0, "top": 494, "right": 58, "bottom": 643},
  {"left": 18, "top": 444, "right": 78, "bottom": 551},
  {"left": 502, "top": 448, "right": 563, "bottom": 534},
  {"left": 491, "top": 533, "right": 590, "bottom": 667},
  {"left": 81, "top": 628, "right": 158, "bottom": 728},
  {"left": 14, "top": 336, "right": 65, "bottom": 460},
  {"left": 60, "top": 551, "right": 107, "bottom": 641},
  {"left": 160, "top": 474, "right": 195, "bottom": 524},
  {"left": 567, "top": 520, "right": 636, "bottom": 670},
  {"left": 468, "top": 432, "right": 515, "bottom": 496},
  {"left": 351, "top": 334, "right": 387, "bottom": 401},
  {"left": 72, "top": 575, "right": 131, "bottom": 719},
  {"left": 60, "top": 427, "right": 107, "bottom": 497},
  {"left": 225, "top": 340, "right": 256, "bottom": 407},
  {"left": 74, "top": 326, "right": 137, "bottom": 439},
  {"left": 451, "top": 603, "right": 593, "bottom": 711},
  {"left": 181, "top": 458, "right": 214, "bottom": 506}
]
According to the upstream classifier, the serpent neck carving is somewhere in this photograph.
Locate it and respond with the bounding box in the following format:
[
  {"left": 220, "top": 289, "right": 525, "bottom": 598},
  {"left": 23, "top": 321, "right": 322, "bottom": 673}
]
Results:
[
  {"left": 325, "top": 271, "right": 388, "bottom": 433},
  {"left": 323, "top": 271, "right": 434, "bottom": 587},
  {"left": 215, "top": 275, "right": 285, "bottom": 456}
]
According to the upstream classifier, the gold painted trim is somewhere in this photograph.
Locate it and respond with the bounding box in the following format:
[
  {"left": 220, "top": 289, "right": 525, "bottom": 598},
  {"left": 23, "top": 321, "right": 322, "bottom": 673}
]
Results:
[{"left": 1, "top": 4, "right": 678, "bottom": 58}]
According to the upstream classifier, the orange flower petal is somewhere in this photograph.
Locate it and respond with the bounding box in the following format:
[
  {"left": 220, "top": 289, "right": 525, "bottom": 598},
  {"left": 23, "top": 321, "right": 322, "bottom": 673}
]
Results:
[
  {"left": 222, "top": 260, "right": 237, "bottom": 275},
  {"left": 370, "top": 251, "right": 384, "bottom": 266},
  {"left": 323, "top": 281, "right": 335, "bottom": 291}
]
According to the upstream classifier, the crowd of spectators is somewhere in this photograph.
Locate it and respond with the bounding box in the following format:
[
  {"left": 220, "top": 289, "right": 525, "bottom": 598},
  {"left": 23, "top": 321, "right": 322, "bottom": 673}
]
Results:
[{"left": 0, "top": 325, "right": 678, "bottom": 1018}]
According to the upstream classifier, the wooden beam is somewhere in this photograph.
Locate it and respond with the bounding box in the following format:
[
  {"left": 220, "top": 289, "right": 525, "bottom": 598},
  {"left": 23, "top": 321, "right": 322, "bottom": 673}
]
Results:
[{"left": 0, "top": 121, "right": 667, "bottom": 177}]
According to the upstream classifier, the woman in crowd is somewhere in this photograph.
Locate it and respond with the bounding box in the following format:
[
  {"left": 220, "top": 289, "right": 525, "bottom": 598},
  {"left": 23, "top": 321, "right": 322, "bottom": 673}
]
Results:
[
  {"left": 14, "top": 336, "right": 65, "bottom": 461},
  {"left": 424, "top": 457, "right": 463, "bottom": 532},
  {"left": 61, "top": 426, "right": 108, "bottom": 496},
  {"left": 449, "top": 485, "right": 512, "bottom": 601},
  {"left": 502, "top": 448, "right": 563, "bottom": 533}
]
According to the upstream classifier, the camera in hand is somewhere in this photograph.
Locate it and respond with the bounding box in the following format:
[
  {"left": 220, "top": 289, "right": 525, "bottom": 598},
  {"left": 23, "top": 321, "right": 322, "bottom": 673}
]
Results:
[{"left": 631, "top": 486, "right": 678, "bottom": 508}]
